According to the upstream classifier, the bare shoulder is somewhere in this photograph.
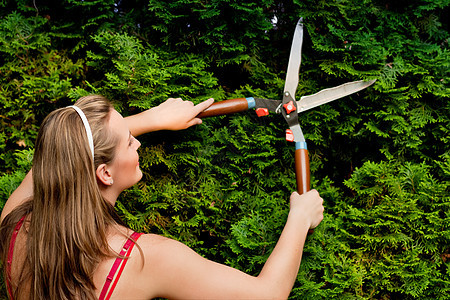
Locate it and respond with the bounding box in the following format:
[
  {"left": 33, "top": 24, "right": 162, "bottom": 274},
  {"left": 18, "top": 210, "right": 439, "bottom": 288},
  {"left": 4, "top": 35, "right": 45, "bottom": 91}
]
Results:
[
  {"left": 100, "top": 232, "right": 193, "bottom": 299},
  {"left": 125, "top": 233, "right": 212, "bottom": 299},
  {"left": 138, "top": 233, "right": 203, "bottom": 267},
  {"left": 139, "top": 232, "right": 186, "bottom": 249},
  {"left": 136, "top": 233, "right": 200, "bottom": 274},
  {"left": 93, "top": 231, "right": 173, "bottom": 299}
]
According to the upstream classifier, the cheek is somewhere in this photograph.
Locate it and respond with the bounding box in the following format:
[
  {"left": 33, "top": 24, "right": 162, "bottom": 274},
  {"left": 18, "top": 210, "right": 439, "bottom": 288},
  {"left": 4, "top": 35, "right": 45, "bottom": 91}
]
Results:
[
  {"left": 115, "top": 152, "right": 139, "bottom": 175},
  {"left": 114, "top": 154, "right": 142, "bottom": 188},
  {"left": 125, "top": 154, "right": 139, "bottom": 170}
]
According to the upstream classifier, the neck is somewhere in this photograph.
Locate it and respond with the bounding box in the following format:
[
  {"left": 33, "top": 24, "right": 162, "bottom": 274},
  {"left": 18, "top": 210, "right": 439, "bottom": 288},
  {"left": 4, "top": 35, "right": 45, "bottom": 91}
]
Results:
[{"left": 99, "top": 184, "right": 120, "bottom": 206}]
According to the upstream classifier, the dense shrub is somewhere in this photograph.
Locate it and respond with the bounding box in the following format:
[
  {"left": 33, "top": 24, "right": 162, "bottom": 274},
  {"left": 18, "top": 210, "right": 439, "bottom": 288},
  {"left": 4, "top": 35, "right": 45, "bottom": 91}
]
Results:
[{"left": 1, "top": 0, "right": 448, "bottom": 298}]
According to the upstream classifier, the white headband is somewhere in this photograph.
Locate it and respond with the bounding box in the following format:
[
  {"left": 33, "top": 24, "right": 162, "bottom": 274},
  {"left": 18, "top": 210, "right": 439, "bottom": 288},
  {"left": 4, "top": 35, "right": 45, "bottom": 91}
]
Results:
[{"left": 69, "top": 105, "right": 94, "bottom": 158}]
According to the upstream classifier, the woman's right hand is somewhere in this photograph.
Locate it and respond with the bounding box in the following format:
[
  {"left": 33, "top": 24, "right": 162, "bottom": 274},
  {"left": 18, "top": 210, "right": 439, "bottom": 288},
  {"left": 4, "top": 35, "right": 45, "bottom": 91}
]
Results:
[{"left": 289, "top": 190, "right": 324, "bottom": 229}]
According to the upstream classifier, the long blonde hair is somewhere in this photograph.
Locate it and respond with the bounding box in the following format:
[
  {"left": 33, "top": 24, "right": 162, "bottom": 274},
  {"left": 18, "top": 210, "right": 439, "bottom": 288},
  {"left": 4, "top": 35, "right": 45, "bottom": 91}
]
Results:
[{"left": 1, "top": 95, "right": 124, "bottom": 299}]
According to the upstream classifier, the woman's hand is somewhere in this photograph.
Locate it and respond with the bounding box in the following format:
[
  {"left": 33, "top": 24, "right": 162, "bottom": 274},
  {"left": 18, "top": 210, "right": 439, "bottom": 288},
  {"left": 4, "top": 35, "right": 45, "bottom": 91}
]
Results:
[
  {"left": 289, "top": 190, "right": 324, "bottom": 229},
  {"left": 152, "top": 98, "right": 214, "bottom": 131},
  {"left": 126, "top": 98, "right": 214, "bottom": 136}
]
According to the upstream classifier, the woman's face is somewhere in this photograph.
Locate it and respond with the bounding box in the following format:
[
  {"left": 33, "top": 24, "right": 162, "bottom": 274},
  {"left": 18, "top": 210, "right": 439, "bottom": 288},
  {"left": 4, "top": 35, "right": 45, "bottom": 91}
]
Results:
[{"left": 106, "top": 109, "right": 142, "bottom": 191}]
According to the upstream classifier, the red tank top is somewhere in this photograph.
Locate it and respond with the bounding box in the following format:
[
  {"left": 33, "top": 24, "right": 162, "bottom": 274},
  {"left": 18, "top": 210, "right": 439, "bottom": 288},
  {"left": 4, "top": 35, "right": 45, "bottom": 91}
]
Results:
[{"left": 6, "top": 216, "right": 144, "bottom": 300}]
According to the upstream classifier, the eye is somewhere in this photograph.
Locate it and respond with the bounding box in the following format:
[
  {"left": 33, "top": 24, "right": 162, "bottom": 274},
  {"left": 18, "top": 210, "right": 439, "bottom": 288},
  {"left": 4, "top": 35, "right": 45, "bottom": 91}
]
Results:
[{"left": 128, "top": 135, "right": 134, "bottom": 146}]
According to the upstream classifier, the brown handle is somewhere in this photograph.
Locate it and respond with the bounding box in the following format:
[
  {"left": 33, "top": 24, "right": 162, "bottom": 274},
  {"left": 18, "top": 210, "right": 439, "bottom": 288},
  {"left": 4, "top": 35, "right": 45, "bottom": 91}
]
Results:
[
  {"left": 294, "top": 148, "right": 314, "bottom": 234},
  {"left": 295, "top": 148, "right": 310, "bottom": 194},
  {"left": 197, "top": 98, "right": 249, "bottom": 118}
]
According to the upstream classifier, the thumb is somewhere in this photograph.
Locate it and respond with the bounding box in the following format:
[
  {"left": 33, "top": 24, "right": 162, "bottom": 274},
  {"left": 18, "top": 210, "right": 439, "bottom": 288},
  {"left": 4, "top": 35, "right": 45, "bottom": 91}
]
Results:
[{"left": 186, "top": 118, "right": 203, "bottom": 128}]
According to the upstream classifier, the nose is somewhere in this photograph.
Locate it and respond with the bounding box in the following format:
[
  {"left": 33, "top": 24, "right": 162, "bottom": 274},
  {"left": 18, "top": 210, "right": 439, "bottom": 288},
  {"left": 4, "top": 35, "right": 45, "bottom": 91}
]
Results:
[{"left": 136, "top": 138, "right": 141, "bottom": 149}]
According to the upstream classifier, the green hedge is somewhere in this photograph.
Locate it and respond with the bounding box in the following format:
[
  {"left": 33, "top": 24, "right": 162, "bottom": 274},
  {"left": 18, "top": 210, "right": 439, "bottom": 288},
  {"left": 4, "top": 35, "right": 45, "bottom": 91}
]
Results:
[{"left": 1, "top": 0, "right": 448, "bottom": 299}]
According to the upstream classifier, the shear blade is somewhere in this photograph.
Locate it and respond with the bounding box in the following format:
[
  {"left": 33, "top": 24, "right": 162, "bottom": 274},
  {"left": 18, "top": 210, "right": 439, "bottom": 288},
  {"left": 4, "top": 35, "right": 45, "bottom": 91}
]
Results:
[
  {"left": 283, "top": 18, "right": 304, "bottom": 99},
  {"left": 297, "top": 79, "right": 377, "bottom": 113}
]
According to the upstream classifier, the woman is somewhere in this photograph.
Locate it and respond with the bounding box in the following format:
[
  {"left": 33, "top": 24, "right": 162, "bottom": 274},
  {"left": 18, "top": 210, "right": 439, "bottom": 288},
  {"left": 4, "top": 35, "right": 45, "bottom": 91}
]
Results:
[{"left": 1, "top": 95, "right": 324, "bottom": 299}]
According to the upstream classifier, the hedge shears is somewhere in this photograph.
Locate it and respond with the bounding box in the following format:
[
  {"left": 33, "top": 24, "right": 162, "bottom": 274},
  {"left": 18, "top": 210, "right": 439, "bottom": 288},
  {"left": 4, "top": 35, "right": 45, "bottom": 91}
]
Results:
[{"left": 198, "top": 19, "right": 375, "bottom": 224}]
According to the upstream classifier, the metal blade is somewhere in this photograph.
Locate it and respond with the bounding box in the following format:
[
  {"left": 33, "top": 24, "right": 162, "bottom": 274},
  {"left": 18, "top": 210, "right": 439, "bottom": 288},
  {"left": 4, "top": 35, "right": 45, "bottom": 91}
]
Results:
[
  {"left": 296, "top": 79, "right": 376, "bottom": 113},
  {"left": 283, "top": 19, "right": 304, "bottom": 99}
]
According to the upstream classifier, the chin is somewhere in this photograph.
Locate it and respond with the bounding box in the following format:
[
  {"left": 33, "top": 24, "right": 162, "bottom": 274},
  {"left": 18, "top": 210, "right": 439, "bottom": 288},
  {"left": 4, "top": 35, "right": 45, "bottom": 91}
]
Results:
[{"left": 136, "top": 169, "right": 143, "bottom": 182}]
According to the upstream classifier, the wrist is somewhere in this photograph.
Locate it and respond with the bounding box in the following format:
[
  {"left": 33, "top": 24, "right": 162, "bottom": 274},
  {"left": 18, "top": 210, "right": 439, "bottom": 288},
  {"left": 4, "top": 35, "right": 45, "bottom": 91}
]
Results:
[
  {"left": 288, "top": 206, "right": 312, "bottom": 230},
  {"left": 125, "top": 108, "right": 161, "bottom": 136},
  {"left": 142, "top": 107, "right": 163, "bottom": 131}
]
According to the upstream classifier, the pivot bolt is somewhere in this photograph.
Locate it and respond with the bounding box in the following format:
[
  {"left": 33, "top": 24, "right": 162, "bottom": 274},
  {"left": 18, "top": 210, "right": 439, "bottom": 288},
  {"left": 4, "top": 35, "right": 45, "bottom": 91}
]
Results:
[{"left": 283, "top": 101, "right": 296, "bottom": 114}]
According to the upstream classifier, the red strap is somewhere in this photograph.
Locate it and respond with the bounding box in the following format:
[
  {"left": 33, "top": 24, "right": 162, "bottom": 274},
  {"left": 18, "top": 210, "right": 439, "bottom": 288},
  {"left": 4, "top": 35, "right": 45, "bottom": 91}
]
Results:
[
  {"left": 99, "top": 232, "right": 143, "bottom": 300},
  {"left": 6, "top": 215, "right": 26, "bottom": 300}
]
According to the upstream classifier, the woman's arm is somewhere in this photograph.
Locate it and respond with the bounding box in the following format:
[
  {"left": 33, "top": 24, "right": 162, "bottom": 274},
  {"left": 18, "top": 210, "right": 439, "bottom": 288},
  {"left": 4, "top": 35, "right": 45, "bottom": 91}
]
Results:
[
  {"left": 0, "top": 170, "right": 33, "bottom": 222},
  {"left": 135, "top": 190, "right": 324, "bottom": 299},
  {"left": 125, "top": 98, "right": 214, "bottom": 136}
]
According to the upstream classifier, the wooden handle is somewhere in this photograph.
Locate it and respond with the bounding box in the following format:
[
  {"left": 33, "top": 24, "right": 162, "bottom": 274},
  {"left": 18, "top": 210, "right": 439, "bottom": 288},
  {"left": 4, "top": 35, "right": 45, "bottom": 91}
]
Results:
[
  {"left": 295, "top": 148, "right": 310, "bottom": 194},
  {"left": 294, "top": 148, "right": 314, "bottom": 234},
  {"left": 197, "top": 98, "right": 249, "bottom": 118}
]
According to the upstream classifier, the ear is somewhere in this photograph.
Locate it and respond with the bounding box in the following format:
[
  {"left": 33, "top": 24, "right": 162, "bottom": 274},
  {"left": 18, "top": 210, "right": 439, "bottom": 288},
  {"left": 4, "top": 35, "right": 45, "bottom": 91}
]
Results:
[{"left": 96, "top": 163, "right": 113, "bottom": 186}]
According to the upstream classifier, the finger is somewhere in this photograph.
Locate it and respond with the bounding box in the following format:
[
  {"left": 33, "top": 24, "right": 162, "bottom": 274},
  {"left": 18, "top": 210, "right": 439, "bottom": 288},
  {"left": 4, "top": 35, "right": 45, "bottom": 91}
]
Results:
[
  {"left": 308, "top": 189, "right": 319, "bottom": 196},
  {"left": 194, "top": 98, "right": 214, "bottom": 114}
]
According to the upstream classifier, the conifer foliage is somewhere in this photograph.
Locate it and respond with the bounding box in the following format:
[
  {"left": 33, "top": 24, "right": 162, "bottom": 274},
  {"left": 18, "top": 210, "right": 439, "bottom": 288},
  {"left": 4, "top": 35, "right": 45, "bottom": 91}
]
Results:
[{"left": 1, "top": 0, "right": 449, "bottom": 298}]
